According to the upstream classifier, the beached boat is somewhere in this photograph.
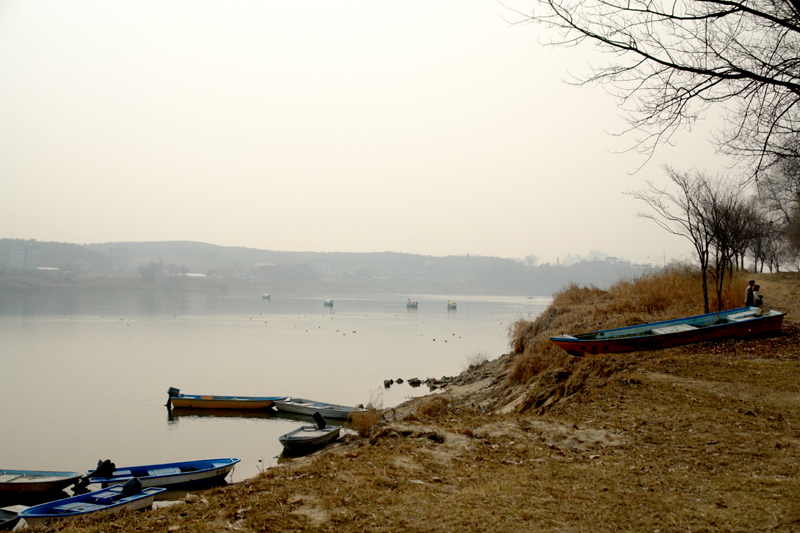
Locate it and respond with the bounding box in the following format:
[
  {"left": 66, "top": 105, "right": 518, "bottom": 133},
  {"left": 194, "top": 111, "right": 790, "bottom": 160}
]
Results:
[
  {"left": 274, "top": 397, "right": 361, "bottom": 419},
  {"left": 550, "top": 307, "right": 785, "bottom": 357},
  {"left": 0, "top": 470, "right": 83, "bottom": 496},
  {"left": 167, "top": 388, "right": 283, "bottom": 410},
  {"left": 278, "top": 413, "right": 341, "bottom": 454},
  {"left": 86, "top": 458, "right": 240, "bottom": 489},
  {"left": 0, "top": 505, "right": 26, "bottom": 531},
  {"left": 18, "top": 484, "right": 165, "bottom": 526}
]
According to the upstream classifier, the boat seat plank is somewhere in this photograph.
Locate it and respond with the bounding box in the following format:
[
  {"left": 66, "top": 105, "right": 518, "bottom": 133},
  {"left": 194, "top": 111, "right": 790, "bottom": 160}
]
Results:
[
  {"left": 147, "top": 467, "right": 182, "bottom": 476},
  {"left": 113, "top": 470, "right": 132, "bottom": 477},
  {"left": 727, "top": 311, "right": 758, "bottom": 321},
  {"left": 0, "top": 474, "right": 24, "bottom": 483},
  {"left": 652, "top": 324, "right": 697, "bottom": 334},
  {"left": 53, "top": 503, "right": 104, "bottom": 513}
]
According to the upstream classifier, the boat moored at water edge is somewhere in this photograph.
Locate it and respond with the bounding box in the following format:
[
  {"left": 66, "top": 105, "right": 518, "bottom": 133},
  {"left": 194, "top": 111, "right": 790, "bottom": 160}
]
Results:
[
  {"left": 86, "top": 458, "right": 240, "bottom": 489},
  {"left": 18, "top": 483, "right": 165, "bottom": 526},
  {"left": 278, "top": 413, "right": 341, "bottom": 454},
  {"left": 550, "top": 307, "right": 785, "bottom": 356},
  {"left": 167, "top": 388, "right": 283, "bottom": 410},
  {"left": 274, "top": 397, "right": 362, "bottom": 419},
  {"left": 0, "top": 470, "right": 83, "bottom": 496}
]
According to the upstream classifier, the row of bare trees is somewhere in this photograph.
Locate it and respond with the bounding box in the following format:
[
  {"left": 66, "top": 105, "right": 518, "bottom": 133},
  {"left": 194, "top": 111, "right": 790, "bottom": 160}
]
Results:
[
  {"left": 631, "top": 165, "right": 799, "bottom": 313},
  {"left": 513, "top": 0, "right": 800, "bottom": 310}
]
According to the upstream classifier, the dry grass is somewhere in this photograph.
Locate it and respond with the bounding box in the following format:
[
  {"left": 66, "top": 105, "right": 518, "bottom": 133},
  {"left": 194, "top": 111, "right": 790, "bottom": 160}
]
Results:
[
  {"left": 349, "top": 405, "right": 383, "bottom": 437},
  {"left": 414, "top": 396, "right": 452, "bottom": 419},
  {"left": 503, "top": 265, "right": 765, "bottom": 415}
]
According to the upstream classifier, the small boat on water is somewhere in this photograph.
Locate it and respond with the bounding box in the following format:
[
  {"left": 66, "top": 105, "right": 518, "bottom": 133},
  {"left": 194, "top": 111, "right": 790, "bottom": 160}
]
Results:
[
  {"left": 279, "top": 413, "right": 341, "bottom": 454},
  {"left": 407, "top": 299, "right": 418, "bottom": 309},
  {"left": 18, "top": 483, "right": 165, "bottom": 526},
  {"left": 274, "top": 397, "right": 362, "bottom": 419},
  {"left": 86, "top": 458, "right": 240, "bottom": 489},
  {"left": 550, "top": 307, "right": 785, "bottom": 356},
  {"left": 0, "top": 470, "right": 83, "bottom": 496},
  {"left": 262, "top": 293, "right": 270, "bottom": 300},
  {"left": 447, "top": 301, "right": 457, "bottom": 310},
  {"left": 167, "top": 388, "right": 283, "bottom": 410},
  {"left": 323, "top": 299, "right": 334, "bottom": 307}
]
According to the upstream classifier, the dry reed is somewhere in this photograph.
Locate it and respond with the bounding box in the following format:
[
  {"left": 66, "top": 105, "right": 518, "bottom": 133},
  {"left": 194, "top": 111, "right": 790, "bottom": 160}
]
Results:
[{"left": 505, "top": 264, "right": 748, "bottom": 412}]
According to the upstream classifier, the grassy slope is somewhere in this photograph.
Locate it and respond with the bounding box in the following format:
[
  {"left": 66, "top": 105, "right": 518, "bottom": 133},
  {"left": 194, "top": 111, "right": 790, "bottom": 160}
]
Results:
[{"left": 26, "top": 270, "right": 800, "bottom": 533}]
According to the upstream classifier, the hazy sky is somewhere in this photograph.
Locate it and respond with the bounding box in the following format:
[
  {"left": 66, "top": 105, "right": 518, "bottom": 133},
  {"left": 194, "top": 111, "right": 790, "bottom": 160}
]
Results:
[{"left": 0, "top": 1, "right": 734, "bottom": 265}]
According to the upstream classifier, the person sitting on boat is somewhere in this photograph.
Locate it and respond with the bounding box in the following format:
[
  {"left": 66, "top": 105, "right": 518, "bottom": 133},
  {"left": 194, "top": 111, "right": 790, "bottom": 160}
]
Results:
[
  {"left": 753, "top": 285, "right": 764, "bottom": 307},
  {"left": 745, "top": 280, "right": 756, "bottom": 307}
]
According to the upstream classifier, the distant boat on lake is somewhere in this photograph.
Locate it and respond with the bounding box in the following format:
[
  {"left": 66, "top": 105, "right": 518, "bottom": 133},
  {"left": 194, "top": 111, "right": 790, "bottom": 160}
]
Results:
[
  {"left": 407, "top": 299, "right": 418, "bottom": 309},
  {"left": 262, "top": 294, "right": 270, "bottom": 300},
  {"left": 323, "top": 299, "right": 334, "bottom": 307},
  {"left": 447, "top": 301, "right": 457, "bottom": 310}
]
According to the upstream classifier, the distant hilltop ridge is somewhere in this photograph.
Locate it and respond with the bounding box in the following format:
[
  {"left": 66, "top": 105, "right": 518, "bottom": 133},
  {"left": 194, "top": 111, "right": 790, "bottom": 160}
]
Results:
[{"left": 0, "top": 239, "right": 649, "bottom": 296}]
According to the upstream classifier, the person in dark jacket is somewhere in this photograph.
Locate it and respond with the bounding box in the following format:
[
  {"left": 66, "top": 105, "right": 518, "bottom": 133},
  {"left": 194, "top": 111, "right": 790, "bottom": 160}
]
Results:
[{"left": 745, "top": 280, "right": 756, "bottom": 306}]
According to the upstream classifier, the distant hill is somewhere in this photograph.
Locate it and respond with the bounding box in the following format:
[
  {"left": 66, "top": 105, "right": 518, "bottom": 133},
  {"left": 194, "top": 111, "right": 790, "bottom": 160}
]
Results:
[{"left": 1, "top": 239, "right": 650, "bottom": 296}]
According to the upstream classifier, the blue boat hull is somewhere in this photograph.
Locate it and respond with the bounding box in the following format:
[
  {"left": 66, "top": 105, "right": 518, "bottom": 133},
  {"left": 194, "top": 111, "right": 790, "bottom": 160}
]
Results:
[
  {"left": 87, "top": 458, "right": 240, "bottom": 489},
  {"left": 18, "top": 485, "right": 165, "bottom": 525},
  {"left": 550, "top": 307, "right": 785, "bottom": 356}
]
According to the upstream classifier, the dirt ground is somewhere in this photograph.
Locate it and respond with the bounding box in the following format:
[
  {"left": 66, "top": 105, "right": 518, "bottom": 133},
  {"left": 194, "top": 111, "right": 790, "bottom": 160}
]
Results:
[{"left": 25, "top": 272, "right": 800, "bottom": 532}]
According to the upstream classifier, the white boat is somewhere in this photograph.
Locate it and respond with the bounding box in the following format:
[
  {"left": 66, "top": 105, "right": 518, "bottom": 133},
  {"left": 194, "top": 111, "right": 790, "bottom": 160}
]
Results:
[
  {"left": 0, "top": 470, "right": 83, "bottom": 496},
  {"left": 18, "top": 484, "right": 165, "bottom": 526},
  {"left": 86, "top": 458, "right": 240, "bottom": 489},
  {"left": 323, "top": 299, "right": 334, "bottom": 307},
  {"left": 278, "top": 413, "right": 341, "bottom": 454},
  {"left": 274, "top": 397, "right": 361, "bottom": 419}
]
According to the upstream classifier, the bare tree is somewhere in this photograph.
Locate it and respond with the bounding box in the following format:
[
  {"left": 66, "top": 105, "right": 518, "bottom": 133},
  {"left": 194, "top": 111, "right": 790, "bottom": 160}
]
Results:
[
  {"left": 630, "top": 167, "right": 714, "bottom": 312},
  {"left": 705, "top": 185, "right": 760, "bottom": 309},
  {"left": 512, "top": 0, "right": 800, "bottom": 175}
]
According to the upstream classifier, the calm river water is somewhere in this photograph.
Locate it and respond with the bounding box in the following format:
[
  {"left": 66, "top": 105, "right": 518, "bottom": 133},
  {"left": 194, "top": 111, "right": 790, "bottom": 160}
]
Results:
[{"left": 0, "top": 291, "right": 548, "bottom": 484}]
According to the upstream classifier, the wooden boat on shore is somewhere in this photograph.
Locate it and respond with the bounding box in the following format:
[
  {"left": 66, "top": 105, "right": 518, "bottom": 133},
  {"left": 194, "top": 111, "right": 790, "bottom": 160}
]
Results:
[
  {"left": 18, "top": 484, "right": 165, "bottom": 526},
  {"left": 279, "top": 413, "right": 341, "bottom": 454},
  {"left": 86, "top": 458, "right": 240, "bottom": 489},
  {"left": 550, "top": 307, "right": 785, "bottom": 356},
  {"left": 167, "top": 388, "right": 283, "bottom": 410},
  {"left": 0, "top": 505, "right": 26, "bottom": 531},
  {"left": 274, "top": 397, "right": 361, "bottom": 419},
  {"left": 0, "top": 470, "right": 83, "bottom": 496}
]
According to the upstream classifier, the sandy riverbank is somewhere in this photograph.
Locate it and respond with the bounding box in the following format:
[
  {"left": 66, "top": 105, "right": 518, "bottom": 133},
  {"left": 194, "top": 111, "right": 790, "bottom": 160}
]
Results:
[{"left": 22, "top": 271, "right": 800, "bottom": 532}]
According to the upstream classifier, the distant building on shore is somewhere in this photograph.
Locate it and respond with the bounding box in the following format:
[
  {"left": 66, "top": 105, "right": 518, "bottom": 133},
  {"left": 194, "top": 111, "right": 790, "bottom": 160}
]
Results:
[
  {"left": 9, "top": 240, "right": 39, "bottom": 270},
  {"left": 109, "top": 246, "right": 128, "bottom": 272}
]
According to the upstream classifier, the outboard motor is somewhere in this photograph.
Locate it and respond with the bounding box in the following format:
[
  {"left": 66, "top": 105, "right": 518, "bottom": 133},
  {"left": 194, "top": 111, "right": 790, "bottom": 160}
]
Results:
[
  {"left": 166, "top": 387, "right": 181, "bottom": 409},
  {"left": 121, "top": 477, "right": 142, "bottom": 496},
  {"left": 312, "top": 411, "right": 327, "bottom": 430},
  {"left": 88, "top": 459, "right": 116, "bottom": 479}
]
